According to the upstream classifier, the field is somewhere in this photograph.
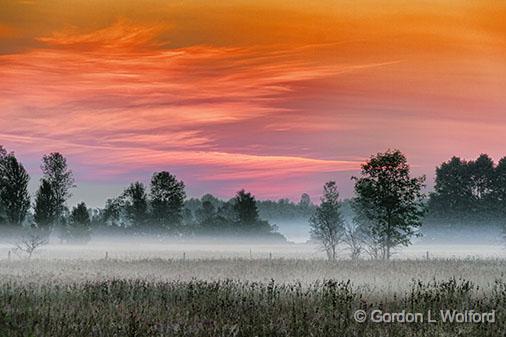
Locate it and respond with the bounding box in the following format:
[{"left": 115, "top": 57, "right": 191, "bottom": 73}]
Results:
[{"left": 1, "top": 243, "right": 505, "bottom": 337}]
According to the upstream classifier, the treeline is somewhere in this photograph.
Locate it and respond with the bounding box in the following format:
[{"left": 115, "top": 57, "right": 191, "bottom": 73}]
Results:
[
  {"left": 99, "top": 181, "right": 284, "bottom": 240},
  {"left": 307, "top": 152, "right": 506, "bottom": 261},
  {"left": 428, "top": 154, "right": 506, "bottom": 224},
  {"left": 0, "top": 145, "right": 286, "bottom": 243},
  {"left": 2, "top": 142, "right": 506, "bottom": 250},
  {"left": 0, "top": 146, "right": 89, "bottom": 242}
]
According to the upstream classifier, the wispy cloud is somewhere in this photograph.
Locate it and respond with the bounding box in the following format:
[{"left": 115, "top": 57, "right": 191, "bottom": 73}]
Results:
[
  {"left": 0, "top": 19, "right": 375, "bottom": 197},
  {"left": 1, "top": 2, "right": 505, "bottom": 203}
]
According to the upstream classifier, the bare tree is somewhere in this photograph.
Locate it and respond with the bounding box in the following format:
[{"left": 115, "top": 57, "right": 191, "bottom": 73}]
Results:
[
  {"left": 360, "top": 224, "right": 384, "bottom": 260},
  {"left": 342, "top": 222, "right": 364, "bottom": 260},
  {"left": 13, "top": 227, "right": 48, "bottom": 259}
]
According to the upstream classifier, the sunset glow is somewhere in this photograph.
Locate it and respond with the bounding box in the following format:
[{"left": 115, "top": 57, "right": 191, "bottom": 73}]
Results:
[{"left": 1, "top": 0, "right": 505, "bottom": 205}]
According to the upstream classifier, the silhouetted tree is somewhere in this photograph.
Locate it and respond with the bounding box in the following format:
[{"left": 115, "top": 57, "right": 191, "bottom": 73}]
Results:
[
  {"left": 233, "top": 190, "right": 259, "bottom": 227},
  {"left": 0, "top": 146, "right": 6, "bottom": 224},
  {"left": 33, "top": 179, "right": 57, "bottom": 234},
  {"left": 353, "top": 150, "right": 426, "bottom": 260},
  {"left": 122, "top": 182, "right": 148, "bottom": 231},
  {"left": 196, "top": 200, "right": 216, "bottom": 224},
  {"left": 194, "top": 200, "right": 228, "bottom": 234},
  {"left": 231, "top": 190, "right": 274, "bottom": 234},
  {"left": 0, "top": 154, "right": 30, "bottom": 226},
  {"left": 429, "top": 154, "right": 506, "bottom": 223},
  {"left": 469, "top": 154, "right": 495, "bottom": 214},
  {"left": 66, "top": 202, "right": 91, "bottom": 243},
  {"left": 429, "top": 157, "right": 472, "bottom": 218},
  {"left": 150, "top": 171, "right": 186, "bottom": 232},
  {"left": 41, "top": 152, "right": 75, "bottom": 220},
  {"left": 299, "top": 193, "right": 312, "bottom": 209},
  {"left": 102, "top": 197, "right": 126, "bottom": 228},
  {"left": 309, "top": 181, "right": 345, "bottom": 261},
  {"left": 495, "top": 157, "right": 506, "bottom": 216}
]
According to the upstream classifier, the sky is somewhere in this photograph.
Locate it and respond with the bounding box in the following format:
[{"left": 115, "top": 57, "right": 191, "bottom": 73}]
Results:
[{"left": 0, "top": 0, "right": 505, "bottom": 207}]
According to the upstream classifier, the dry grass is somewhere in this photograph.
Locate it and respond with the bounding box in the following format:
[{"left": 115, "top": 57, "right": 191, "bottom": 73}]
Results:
[{"left": 1, "top": 254, "right": 505, "bottom": 336}]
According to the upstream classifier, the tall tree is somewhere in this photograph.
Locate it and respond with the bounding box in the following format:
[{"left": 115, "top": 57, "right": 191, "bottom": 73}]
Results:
[
  {"left": 233, "top": 190, "right": 259, "bottom": 227},
  {"left": 67, "top": 202, "right": 91, "bottom": 243},
  {"left": 150, "top": 171, "right": 186, "bottom": 232},
  {"left": 0, "top": 154, "right": 30, "bottom": 226},
  {"left": 353, "top": 150, "right": 426, "bottom": 260},
  {"left": 309, "top": 181, "right": 345, "bottom": 261},
  {"left": 429, "top": 157, "right": 473, "bottom": 218},
  {"left": 299, "top": 193, "right": 312, "bottom": 209},
  {"left": 41, "top": 152, "right": 75, "bottom": 220},
  {"left": 0, "top": 146, "right": 9, "bottom": 224},
  {"left": 33, "top": 179, "right": 57, "bottom": 232},
  {"left": 122, "top": 182, "right": 148, "bottom": 231},
  {"left": 469, "top": 154, "right": 495, "bottom": 214},
  {"left": 102, "top": 197, "right": 126, "bottom": 227},
  {"left": 494, "top": 157, "right": 506, "bottom": 215},
  {"left": 196, "top": 200, "right": 216, "bottom": 224},
  {"left": 231, "top": 190, "right": 273, "bottom": 234}
]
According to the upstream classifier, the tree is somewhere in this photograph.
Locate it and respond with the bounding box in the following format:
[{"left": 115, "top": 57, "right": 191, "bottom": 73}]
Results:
[
  {"left": 194, "top": 200, "right": 231, "bottom": 234},
  {"left": 429, "top": 154, "right": 504, "bottom": 222},
  {"left": 102, "top": 197, "right": 126, "bottom": 228},
  {"left": 122, "top": 182, "right": 148, "bottom": 231},
  {"left": 309, "top": 181, "right": 345, "bottom": 261},
  {"left": 150, "top": 171, "right": 186, "bottom": 232},
  {"left": 353, "top": 150, "right": 426, "bottom": 260},
  {"left": 494, "top": 157, "right": 506, "bottom": 216},
  {"left": 41, "top": 152, "right": 75, "bottom": 220},
  {"left": 196, "top": 200, "right": 216, "bottom": 224},
  {"left": 33, "top": 179, "right": 57, "bottom": 234},
  {"left": 0, "top": 154, "right": 30, "bottom": 226},
  {"left": 13, "top": 226, "right": 49, "bottom": 259},
  {"left": 66, "top": 202, "right": 91, "bottom": 243},
  {"left": 232, "top": 190, "right": 259, "bottom": 227},
  {"left": 0, "top": 146, "right": 7, "bottom": 223},
  {"left": 429, "top": 157, "right": 472, "bottom": 219},
  {"left": 342, "top": 222, "right": 367, "bottom": 260},
  {"left": 298, "top": 193, "right": 312, "bottom": 209},
  {"left": 469, "top": 154, "right": 495, "bottom": 215}
]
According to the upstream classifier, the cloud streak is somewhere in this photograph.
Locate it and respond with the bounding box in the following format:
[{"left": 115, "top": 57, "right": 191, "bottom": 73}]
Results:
[
  {"left": 0, "top": 19, "right": 375, "bottom": 200},
  {"left": 1, "top": 1, "right": 505, "bottom": 204}
]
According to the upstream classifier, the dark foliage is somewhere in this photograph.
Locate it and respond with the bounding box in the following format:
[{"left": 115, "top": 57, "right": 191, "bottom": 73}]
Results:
[
  {"left": 0, "top": 154, "right": 30, "bottom": 226},
  {"left": 353, "top": 149, "right": 426, "bottom": 260}
]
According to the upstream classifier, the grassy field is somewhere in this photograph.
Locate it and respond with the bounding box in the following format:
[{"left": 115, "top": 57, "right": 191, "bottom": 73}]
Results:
[{"left": 0, "top": 258, "right": 505, "bottom": 336}]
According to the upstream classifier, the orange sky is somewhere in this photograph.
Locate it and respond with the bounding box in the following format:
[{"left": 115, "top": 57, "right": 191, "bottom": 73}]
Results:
[{"left": 0, "top": 0, "right": 505, "bottom": 206}]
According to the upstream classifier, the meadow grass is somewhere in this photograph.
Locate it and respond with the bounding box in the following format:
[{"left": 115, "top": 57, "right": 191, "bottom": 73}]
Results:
[{"left": 0, "top": 258, "right": 505, "bottom": 336}]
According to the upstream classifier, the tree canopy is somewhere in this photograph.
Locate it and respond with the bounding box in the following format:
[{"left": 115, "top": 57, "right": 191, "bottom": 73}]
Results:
[
  {"left": 353, "top": 150, "right": 426, "bottom": 260},
  {"left": 0, "top": 154, "right": 30, "bottom": 226}
]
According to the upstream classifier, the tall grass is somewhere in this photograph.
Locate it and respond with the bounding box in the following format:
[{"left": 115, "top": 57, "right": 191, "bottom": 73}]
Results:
[
  {"left": 0, "top": 258, "right": 504, "bottom": 336},
  {"left": 0, "top": 278, "right": 504, "bottom": 336}
]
